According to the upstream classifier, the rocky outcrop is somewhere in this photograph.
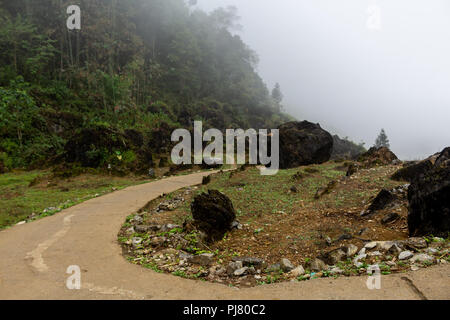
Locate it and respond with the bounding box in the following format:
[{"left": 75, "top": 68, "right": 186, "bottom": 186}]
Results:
[
  {"left": 391, "top": 159, "right": 433, "bottom": 182},
  {"left": 358, "top": 147, "right": 398, "bottom": 167},
  {"left": 191, "top": 190, "right": 236, "bottom": 242},
  {"left": 277, "top": 121, "right": 333, "bottom": 169},
  {"left": 407, "top": 147, "right": 450, "bottom": 237}
]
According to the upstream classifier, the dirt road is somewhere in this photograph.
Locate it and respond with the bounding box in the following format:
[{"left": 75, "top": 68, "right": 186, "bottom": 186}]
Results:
[{"left": 0, "top": 171, "right": 448, "bottom": 300}]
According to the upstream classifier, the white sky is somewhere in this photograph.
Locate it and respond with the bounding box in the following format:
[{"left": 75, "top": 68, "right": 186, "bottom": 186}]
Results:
[{"left": 196, "top": 0, "right": 450, "bottom": 159}]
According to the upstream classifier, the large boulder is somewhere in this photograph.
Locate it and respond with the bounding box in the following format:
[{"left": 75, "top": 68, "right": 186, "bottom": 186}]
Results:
[
  {"left": 391, "top": 159, "right": 433, "bottom": 182},
  {"left": 358, "top": 147, "right": 398, "bottom": 167},
  {"left": 191, "top": 190, "right": 236, "bottom": 242},
  {"left": 278, "top": 121, "right": 333, "bottom": 169},
  {"left": 407, "top": 147, "right": 450, "bottom": 237}
]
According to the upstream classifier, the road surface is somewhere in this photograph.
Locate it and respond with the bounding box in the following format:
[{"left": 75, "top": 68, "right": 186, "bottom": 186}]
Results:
[{"left": 0, "top": 171, "right": 448, "bottom": 300}]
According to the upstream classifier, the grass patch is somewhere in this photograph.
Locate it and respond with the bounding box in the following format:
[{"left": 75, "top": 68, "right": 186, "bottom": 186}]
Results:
[{"left": 0, "top": 170, "right": 150, "bottom": 229}]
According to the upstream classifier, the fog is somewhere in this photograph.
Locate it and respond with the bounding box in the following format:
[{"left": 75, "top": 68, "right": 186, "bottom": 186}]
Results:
[{"left": 195, "top": 0, "right": 450, "bottom": 160}]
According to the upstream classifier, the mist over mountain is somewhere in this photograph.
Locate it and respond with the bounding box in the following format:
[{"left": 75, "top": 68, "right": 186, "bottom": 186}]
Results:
[{"left": 197, "top": 0, "right": 450, "bottom": 160}]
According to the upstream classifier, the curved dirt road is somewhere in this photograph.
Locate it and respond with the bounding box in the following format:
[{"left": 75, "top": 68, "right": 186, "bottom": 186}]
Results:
[{"left": 0, "top": 171, "right": 449, "bottom": 300}]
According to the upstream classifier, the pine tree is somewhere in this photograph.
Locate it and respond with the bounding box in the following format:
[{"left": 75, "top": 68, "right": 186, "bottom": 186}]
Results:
[
  {"left": 374, "top": 129, "right": 390, "bottom": 149},
  {"left": 271, "top": 83, "right": 283, "bottom": 111}
]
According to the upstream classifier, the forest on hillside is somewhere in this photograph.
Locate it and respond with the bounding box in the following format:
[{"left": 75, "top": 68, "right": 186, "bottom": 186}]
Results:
[{"left": 0, "top": 0, "right": 293, "bottom": 172}]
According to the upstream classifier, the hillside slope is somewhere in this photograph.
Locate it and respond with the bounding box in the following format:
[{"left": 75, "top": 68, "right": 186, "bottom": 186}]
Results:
[{"left": 0, "top": 0, "right": 292, "bottom": 172}]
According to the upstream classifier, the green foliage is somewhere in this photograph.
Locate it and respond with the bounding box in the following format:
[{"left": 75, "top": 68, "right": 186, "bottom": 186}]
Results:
[{"left": 0, "top": 0, "right": 293, "bottom": 170}]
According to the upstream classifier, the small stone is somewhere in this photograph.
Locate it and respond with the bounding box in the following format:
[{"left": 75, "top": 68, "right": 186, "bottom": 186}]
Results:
[
  {"left": 399, "top": 251, "right": 414, "bottom": 260},
  {"left": 280, "top": 258, "right": 295, "bottom": 272},
  {"left": 365, "top": 242, "right": 378, "bottom": 250},
  {"left": 346, "top": 244, "right": 359, "bottom": 257},
  {"left": 308, "top": 258, "right": 328, "bottom": 272},
  {"left": 368, "top": 251, "right": 382, "bottom": 257},
  {"left": 330, "top": 267, "right": 344, "bottom": 275},
  {"left": 215, "top": 267, "right": 226, "bottom": 275},
  {"left": 234, "top": 267, "right": 248, "bottom": 276},
  {"left": 325, "top": 236, "right": 332, "bottom": 246},
  {"left": 230, "top": 220, "right": 243, "bottom": 230},
  {"left": 188, "top": 253, "right": 215, "bottom": 266},
  {"left": 254, "top": 275, "right": 262, "bottom": 280},
  {"left": 150, "top": 237, "right": 166, "bottom": 247},
  {"left": 411, "top": 265, "right": 420, "bottom": 271},
  {"left": 16, "top": 221, "right": 26, "bottom": 225},
  {"left": 132, "top": 237, "right": 143, "bottom": 247},
  {"left": 227, "top": 261, "right": 243, "bottom": 276},
  {"left": 266, "top": 263, "right": 281, "bottom": 273},
  {"left": 386, "top": 261, "right": 396, "bottom": 267},
  {"left": 232, "top": 256, "right": 264, "bottom": 268},
  {"left": 133, "top": 215, "right": 144, "bottom": 224},
  {"left": 406, "top": 237, "right": 428, "bottom": 250},
  {"left": 320, "top": 248, "right": 347, "bottom": 265},
  {"left": 134, "top": 225, "right": 149, "bottom": 233},
  {"left": 289, "top": 266, "right": 305, "bottom": 277},
  {"left": 302, "top": 274, "right": 311, "bottom": 280},
  {"left": 381, "top": 212, "right": 400, "bottom": 224},
  {"left": 358, "top": 247, "right": 366, "bottom": 255},
  {"left": 125, "top": 227, "right": 135, "bottom": 235},
  {"left": 425, "top": 248, "right": 438, "bottom": 254},
  {"left": 409, "top": 253, "right": 434, "bottom": 264}
]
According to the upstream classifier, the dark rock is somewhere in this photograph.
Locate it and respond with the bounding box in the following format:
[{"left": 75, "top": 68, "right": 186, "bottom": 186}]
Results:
[
  {"left": 381, "top": 212, "right": 400, "bottom": 224},
  {"left": 346, "top": 163, "right": 359, "bottom": 177},
  {"left": 277, "top": 121, "right": 333, "bottom": 169},
  {"left": 202, "top": 175, "right": 211, "bottom": 185},
  {"left": 191, "top": 190, "right": 236, "bottom": 242},
  {"left": 290, "top": 186, "right": 299, "bottom": 193},
  {"left": 358, "top": 147, "right": 398, "bottom": 167},
  {"left": 366, "top": 189, "right": 397, "bottom": 213},
  {"left": 407, "top": 147, "right": 450, "bottom": 237},
  {"left": 391, "top": 160, "right": 433, "bottom": 182}
]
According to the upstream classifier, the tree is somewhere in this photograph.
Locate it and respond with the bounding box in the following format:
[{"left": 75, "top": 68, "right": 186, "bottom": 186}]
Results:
[
  {"left": 271, "top": 83, "right": 283, "bottom": 111},
  {"left": 374, "top": 129, "right": 390, "bottom": 149}
]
